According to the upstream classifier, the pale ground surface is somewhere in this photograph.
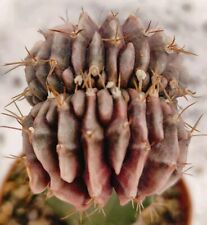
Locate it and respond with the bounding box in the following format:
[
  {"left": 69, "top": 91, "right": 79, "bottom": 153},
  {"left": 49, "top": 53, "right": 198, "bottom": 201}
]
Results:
[{"left": 0, "top": 0, "right": 207, "bottom": 224}]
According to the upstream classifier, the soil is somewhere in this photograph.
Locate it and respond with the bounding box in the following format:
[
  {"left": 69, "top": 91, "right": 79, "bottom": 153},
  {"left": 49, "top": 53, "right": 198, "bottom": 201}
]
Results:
[
  {"left": 0, "top": 159, "right": 67, "bottom": 225},
  {"left": 136, "top": 179, "right": 192, "bottom": 225}
]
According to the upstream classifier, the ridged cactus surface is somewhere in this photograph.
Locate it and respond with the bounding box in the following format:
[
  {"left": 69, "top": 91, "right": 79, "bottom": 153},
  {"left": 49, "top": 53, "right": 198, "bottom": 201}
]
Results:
[{"left": 5, "top": 11, "right": 195, "bottom": 211}]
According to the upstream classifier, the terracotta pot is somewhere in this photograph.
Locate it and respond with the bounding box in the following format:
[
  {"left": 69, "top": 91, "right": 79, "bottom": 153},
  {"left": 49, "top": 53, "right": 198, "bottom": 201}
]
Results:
[
  {"left": 177, "top": 178, "right": 192, "bottom": 225},
  {"left": 0, "top": 158, "right": 193, "bottom": 225}
]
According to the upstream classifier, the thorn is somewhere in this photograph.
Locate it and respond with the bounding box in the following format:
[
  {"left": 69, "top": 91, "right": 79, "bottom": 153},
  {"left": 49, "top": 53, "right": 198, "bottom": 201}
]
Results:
[
  {"left": 131, "top": 199, "right": 135, "bottom": 209},
  {"left": 25, "top": 46, "right": 32, "bottom": 58},
  {"left": 185, "top": 122, "right": 200, "bottom": 133},
  {"left": 72, "top": 27, "right": 84, "bottom": 39},
  {"left": 135, "top": 203, "right": 143, "bottom": 214},
  {"left": 134, "top": 8, "right": 140, "bottom": 16},
  {"left": 146, "top": 71, "right": 160, "bottom": 97},
  {"left": 61, "top": 209, "right": 78, "bottom": 220},
  {"left": 46, "top": 82, "right": 62, "bottom": 106},
  {"left": 102, "top": 23, "right": 124, "bottom": 46},
  {"left": 98, "top": 72, "right": 106, "bottom": 89},
  {"left": 178, "top": 162, "right": 192, "bottom": 167},
  {"left": 169, "top": 79, "right": 197, "bottom": 99},
  {"left": 59, "top": 16, "right": 67, "bottom": 23},
  {"left": 3, "top": 64, "right": 22, "bottom": 75},
  {"left": 176, "top": 101, "right": 197, "bottom": 120},
  {"left": 87, "top": 71, "right": 93, "bottom": 89},
  {"left": 24, "top": 46, "right": 37, "bottom": 61},
  {"left": 59, "top": 8, "right": 70, "bottom": 24},
  {"left": 79, "top": 211, "right": 83, "bottom": 225},
  {"left": 182, "top": 167, "right": 194, "bottom": 177},
  {"left": 14, "top": 101, "right": 24, "bottom": 117},
  {"left": 49, "top": 28, "right": 84, "bottom": 39},
  {"left": 133, "top": 78, "right": 139, "bottom": 92},
  {"left": 12, "top": 87, "right": 30, "bottom": 99},
  {"left": 183, "top": 166, "right": 193, "bottom": 173},
  {"left": 102, "top": 36, "right": 124, "bottom": 46},
  {"left": 85, "top": 198, "right": 93, "bottom": 206},
  {"left": 183, "top": 172, "right": 194, "bottom": 177},
  {"left": 87, "top": 207, "right": 99, "bottom": 217},
  {"left": 111, "top": 10, "right": 119, "bottom": 17},
  {"left": 4, "top": 100, "right": 24, "bottom": 123},
  {"left": 38, "top": 29, "right": 47, "bottom": 38},
  {"left": 10, "top": 87, "right": 30, "bottom": 103},
  {"left": 169, "top": 36, "right": 176, "bottom": 46},
  {"left": 48, "top": 58, "right": 58, "bottom": 77},
  {"left": 0, "top": 125, "right": 22, "bottom": 131},
  {"left": 166, "top": 36, "right": 197, "bottom": 56},
  {"left": 81, "top": 6, "right": 84, "bottom": 14},
  {"left": 163, "top": 88, "right": 174, "bottom": 104},
  {"left": 4, "top": 58, "right": 36, "bottom": 69},
  {"left": 99, "top": 207, "right": 106, "bottom": 217},
  {"left": 192, "top": 134, "right": 207, "bottom": 137},
  {"left": 145, "top": 20, "right": 152, "bottom": 34},
  {"left": 49, "top": 28, "right": 65, "bottom": 33},
  {"left": 3, "top": 55, "right": 49, "bottom": 75},
  {"left": 144, "top": 21, "right": 164, "bottom": 37},
  {"left": 4, "top": 154, "right": 26, "bottom": 160},
  {"left": 147, "top": 29, "right": 164, "bottom": 35},
  {"left": 140, "top": 202, "right": 144, "bottom": 210},
  {"left": 190, "top": 114, "right": 203, "bottom": 135},
  {"left": 1, "top": 112, "right": 22, "bottom": 125},
  {"left": 4, "top": 61, "right": 24, "bottom": 66},
  {"left": 2, "top": 109, "right": 18, "bottom": 119}
]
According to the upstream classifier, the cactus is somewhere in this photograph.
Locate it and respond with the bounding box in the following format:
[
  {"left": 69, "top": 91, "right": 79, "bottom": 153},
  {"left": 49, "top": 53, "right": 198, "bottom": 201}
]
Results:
[{"left": 2, "top": 10, "right": 197, "bottom": 225}]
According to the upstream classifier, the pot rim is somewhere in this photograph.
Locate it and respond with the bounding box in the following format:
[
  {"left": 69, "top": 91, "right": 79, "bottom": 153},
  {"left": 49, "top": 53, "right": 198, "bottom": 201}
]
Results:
[{"left": 177, "top": 178, "right": 192, "bottom": 225}]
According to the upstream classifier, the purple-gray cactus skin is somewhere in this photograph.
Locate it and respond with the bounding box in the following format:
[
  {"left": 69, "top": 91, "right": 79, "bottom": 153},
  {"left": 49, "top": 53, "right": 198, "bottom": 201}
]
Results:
[{"left": 17, "top": 11, "right": 194, "bottom": 211}]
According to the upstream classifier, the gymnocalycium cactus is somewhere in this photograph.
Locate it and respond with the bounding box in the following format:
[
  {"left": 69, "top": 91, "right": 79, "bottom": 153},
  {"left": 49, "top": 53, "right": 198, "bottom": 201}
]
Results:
[{"left": 3, "top": 9, "right": 197, "bottom": 224}]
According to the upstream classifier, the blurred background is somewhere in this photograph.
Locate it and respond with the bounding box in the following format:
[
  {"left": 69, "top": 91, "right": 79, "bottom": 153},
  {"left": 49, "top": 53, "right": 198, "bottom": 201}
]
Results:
[{"left": 0, "top": 0, "right": 206, "bottom": 224}]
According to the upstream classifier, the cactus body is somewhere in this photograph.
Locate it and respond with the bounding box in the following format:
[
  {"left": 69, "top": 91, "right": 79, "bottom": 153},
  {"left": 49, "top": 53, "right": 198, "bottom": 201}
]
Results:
[{"left": 16, "top": 11, "right": 194, "bottom": 211}]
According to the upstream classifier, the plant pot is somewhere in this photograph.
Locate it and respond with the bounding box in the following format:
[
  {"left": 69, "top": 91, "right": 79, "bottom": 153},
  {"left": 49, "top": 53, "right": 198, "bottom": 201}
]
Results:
[
  {"left": 177, "top": 179, "right": 192, "bottom": 225},
  {"left": 0, "top": 158, "right": 192, "bottom": 225},
  {"left": 134, "top": 178, "right": 192, "bottom": 225}
]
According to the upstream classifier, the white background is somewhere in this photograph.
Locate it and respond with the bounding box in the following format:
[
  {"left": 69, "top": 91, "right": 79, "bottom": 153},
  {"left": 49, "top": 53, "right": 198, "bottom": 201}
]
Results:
[{"left": 0, "top": 0, "right": 207, "bottom": 224}]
